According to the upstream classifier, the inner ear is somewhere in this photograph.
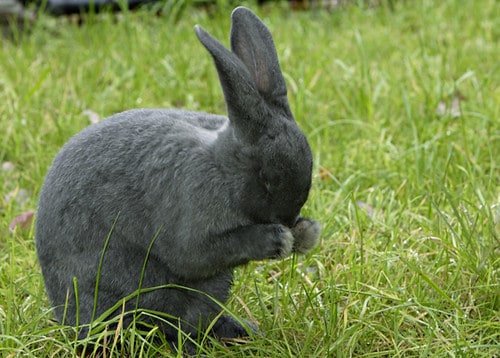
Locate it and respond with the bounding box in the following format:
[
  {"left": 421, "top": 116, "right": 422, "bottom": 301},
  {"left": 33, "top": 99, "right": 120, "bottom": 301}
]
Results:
[{"left": 232, "top": 38, "right": 272, "bottom": 94}]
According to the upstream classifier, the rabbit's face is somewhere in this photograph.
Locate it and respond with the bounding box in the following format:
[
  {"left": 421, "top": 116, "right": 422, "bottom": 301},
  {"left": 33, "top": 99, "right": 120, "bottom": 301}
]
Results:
[{"left": 240, "top": 122, "right": 312, "bottom": 227}]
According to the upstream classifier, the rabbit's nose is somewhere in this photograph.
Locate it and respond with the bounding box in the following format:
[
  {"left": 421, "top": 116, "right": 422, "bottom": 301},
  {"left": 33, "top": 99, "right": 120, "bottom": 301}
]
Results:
[{"left": 280, "top": 215, "right": 299, "bottom": 228}]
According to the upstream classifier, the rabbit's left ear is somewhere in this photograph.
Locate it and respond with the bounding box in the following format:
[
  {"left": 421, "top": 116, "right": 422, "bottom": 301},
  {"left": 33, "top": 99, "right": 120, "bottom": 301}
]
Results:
[
  {"left": 195, "top": 24, "right": 257, "bottom": 99},
  {"left": 230, "top": 7, "right": 287, "bottom": 100}
]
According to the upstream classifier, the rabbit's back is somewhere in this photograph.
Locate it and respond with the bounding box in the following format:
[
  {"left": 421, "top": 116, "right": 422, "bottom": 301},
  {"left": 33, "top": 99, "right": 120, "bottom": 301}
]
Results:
[
  {"left": 37, "top": 108, "right": 228, "bottom": 241},
  {"left": 37, "top": 108, "right": 228, "bottom": 250}
]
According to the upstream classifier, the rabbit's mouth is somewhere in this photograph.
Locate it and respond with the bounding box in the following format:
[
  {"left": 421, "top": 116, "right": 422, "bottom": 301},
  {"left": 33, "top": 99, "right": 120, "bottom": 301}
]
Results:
[{"left": 278, "top": 214, "right": 300, "bottom": 228}]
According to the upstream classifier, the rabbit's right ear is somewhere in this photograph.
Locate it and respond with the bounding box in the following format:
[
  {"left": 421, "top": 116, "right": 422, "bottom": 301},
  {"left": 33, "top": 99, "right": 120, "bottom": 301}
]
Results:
[
  {"left": 230, "top": 7, "right": 288, "bottom": 102},
  {"left": 195, "top": 25, "right": 265, "bottom": 136}
]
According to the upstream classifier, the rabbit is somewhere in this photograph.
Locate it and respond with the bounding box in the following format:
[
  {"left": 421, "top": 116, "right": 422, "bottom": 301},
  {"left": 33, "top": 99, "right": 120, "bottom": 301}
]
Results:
[{"left": 35, "top": 6, "right": 321, "bottom": 351}]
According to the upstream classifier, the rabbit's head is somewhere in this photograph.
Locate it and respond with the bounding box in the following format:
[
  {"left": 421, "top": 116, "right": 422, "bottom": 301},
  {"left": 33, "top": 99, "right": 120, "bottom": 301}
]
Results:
[{"left": 196, "top": 7, "right": 312, "bottom": 227}]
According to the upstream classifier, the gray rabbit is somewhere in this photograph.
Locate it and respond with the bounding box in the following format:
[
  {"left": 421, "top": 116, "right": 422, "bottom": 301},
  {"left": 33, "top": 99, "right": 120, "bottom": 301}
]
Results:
[{"left": 36, "top": 6, "right": 320, "bottom": 350}]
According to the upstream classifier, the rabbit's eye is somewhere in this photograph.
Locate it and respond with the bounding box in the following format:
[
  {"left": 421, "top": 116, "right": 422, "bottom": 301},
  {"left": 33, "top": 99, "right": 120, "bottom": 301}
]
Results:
[
  {"left": 264, "top": 181, "right": 272, "bottom": 193},
  {"left": 259, "top": 169, "right": 272, "bottom": 194}
]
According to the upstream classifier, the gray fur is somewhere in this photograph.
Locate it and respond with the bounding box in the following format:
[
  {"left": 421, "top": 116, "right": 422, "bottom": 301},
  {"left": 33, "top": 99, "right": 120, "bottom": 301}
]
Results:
[
  {"left": 291, "top": 218, "right": 321, "bottom": 254},
  {"left": 35, "top": 6, "right": 320, "bottom": 349}
]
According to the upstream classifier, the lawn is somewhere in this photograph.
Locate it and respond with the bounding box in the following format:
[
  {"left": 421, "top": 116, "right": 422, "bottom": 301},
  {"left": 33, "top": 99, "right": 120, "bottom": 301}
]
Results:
[{"left": 0, "top": 0, "right": 498, "bottom": 356}]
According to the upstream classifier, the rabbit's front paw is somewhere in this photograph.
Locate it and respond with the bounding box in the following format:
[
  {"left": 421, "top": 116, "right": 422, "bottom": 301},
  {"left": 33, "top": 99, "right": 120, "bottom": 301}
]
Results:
[
  {"left": 291, "top": 218, "right": 321, "bottom": 254},
  {"left": 262, "top": 224, "right": 294, "bottom": 260}
]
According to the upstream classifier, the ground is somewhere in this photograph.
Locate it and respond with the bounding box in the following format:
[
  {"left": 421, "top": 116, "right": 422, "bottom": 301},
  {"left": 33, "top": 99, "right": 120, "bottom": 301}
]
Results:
[{"left": 0, "top": 0, "right": 498, "bottom": 356}]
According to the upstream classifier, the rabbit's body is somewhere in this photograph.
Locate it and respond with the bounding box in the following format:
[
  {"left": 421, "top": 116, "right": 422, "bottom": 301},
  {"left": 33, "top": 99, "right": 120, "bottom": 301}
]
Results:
[
  {"left": 37, "top": 110, "right": 237, "bottom": 333},
  {"left": 36, "top": 7, "right": 320, "bottom": 348}
]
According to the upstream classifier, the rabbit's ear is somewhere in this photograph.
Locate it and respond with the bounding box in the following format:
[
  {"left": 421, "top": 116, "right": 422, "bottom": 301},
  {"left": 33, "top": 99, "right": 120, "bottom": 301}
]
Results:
[
  {"left": 230, "top": 7, "right": 287, "bottom": 100},
  {"left": 195, "top": 25, "right": 264, "bottom": 128}
]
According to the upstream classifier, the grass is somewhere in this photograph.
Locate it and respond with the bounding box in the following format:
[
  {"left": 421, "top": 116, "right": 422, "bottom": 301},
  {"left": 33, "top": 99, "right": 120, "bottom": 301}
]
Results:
[{"left": 0, "top": 0, "right": 499, "bottom": 356}]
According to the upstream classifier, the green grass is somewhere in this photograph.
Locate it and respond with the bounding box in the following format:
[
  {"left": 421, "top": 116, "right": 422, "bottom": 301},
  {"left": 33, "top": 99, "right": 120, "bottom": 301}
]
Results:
[{"left": 1, "top": 0, "right": 499, "bottom": 356}]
